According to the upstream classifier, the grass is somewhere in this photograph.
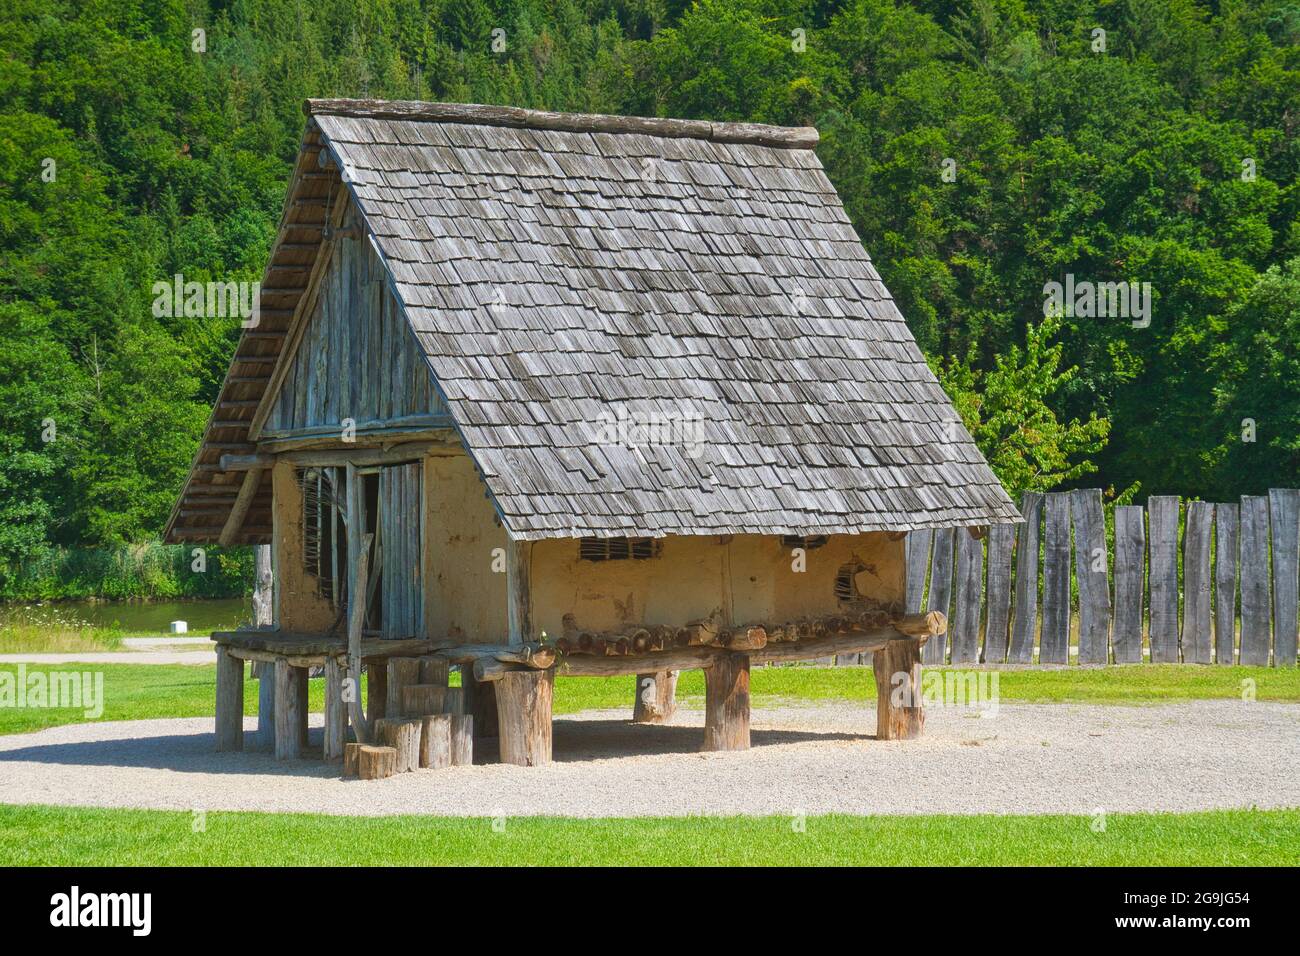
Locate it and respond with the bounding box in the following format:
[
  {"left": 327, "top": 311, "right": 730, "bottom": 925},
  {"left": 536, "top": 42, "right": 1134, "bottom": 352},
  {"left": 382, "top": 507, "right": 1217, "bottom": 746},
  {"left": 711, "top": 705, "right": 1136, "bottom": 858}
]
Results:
[
  {"left": 0, "top": 621, "right": 124, "bottom": 654},
  {"left": 0, "top": 804, "right": 1293, "bottom": 865},
  {"left": 0, "top": 661, "right": 1297, "bottom": 736}
]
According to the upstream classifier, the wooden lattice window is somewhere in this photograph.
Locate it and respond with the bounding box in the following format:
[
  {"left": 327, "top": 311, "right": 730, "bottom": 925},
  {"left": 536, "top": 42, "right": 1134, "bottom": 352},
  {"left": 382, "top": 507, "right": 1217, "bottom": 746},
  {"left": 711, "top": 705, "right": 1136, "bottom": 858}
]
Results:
[
  {"left": 578, "top": 537, "right": 663, "bottom": 561},
  {"left": 298, "top": 467, "right": 348, "bottom": 607}
]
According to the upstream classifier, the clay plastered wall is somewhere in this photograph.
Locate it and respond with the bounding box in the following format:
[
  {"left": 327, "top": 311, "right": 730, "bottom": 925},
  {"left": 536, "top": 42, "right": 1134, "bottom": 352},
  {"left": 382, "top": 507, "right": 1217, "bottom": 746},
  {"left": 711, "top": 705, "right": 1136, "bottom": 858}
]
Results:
[
  {"left": 529, "top": 533, "right": 904, "bottom": 638},
  {"left": 271, "top": 461, "right": 336, "bottom": 632},
  {"left": 423, "top": 452, "right": 508, "bottom": 643}
]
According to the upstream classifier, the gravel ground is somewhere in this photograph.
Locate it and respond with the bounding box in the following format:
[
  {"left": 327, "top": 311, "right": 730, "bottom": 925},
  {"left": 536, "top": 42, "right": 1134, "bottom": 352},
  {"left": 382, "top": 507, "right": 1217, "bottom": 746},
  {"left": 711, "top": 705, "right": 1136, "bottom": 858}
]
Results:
[{"left": 0, "top": 700, "right": 1296, "bottom": 817}]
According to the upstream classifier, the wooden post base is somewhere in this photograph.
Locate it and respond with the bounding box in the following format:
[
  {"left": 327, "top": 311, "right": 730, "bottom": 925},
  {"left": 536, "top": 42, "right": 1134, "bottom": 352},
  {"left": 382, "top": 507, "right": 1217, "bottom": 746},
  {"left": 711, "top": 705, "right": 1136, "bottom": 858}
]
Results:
[
  {"left": 702, "top": 653, "right": 750, "bottom": 751},
  {"left": 632, "top": 670, "right": 678, "bottom": 723},
  {"left": 324, "top": 656, "right": 347, "bottom": 761},
  {"left": 215, "top": 645, "right": 244, "bottom": 752},
  {"left": 495, "top": 669, "right": 554, "bottom": 766},
  {"left": 255, "top": 661, "right": 276, "bottom": 751},
  {"left": 873, "top": 638, "right": 925, "bottom": 740},
  {"left": 375, "top": 717, "right": 422, "bottom": 773},
  {"left": 274, "top": 657, "right": 306, "bottom": 759}
]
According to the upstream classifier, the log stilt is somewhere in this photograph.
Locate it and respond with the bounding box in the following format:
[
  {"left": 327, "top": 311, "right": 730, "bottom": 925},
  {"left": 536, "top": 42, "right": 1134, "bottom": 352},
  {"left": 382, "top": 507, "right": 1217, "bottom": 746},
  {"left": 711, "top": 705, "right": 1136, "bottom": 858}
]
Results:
[
  {"left": 496, "top": 669, "right": 554, "bottom": 766},
  {"left": 324, "top": 656, "right": 348, "bottom": 761},
  {"left": 343, "top": 741, "right": 362, "bottom": 778},
  {"left": 374, "top": 717, "right": 422, "bottom": 773},
  {"left": 632, "top": 670, "right": 678, "bottom": 724},
  {"left": 873, "top": 638, "right": 925, "bottom": 740},
  {"left": 255, "top": 661, "right": 276, "bottom": 751},
  {"left": 274, "top": 657, "right": 304, "bottom": 760},
  {"left": 215, "top": 645, "right": 244, "bottom": 752},
  {"left": 462, "top": 670, "right": 498, "bottom": 760},
  {"left": 419, "top": 714, "right": 453, "bottom": 769},
  {"left": 358, "top": 745, "right": 396, "bottom": 780},
  {"left": 367, "top": 660, "right": 387, "bottom": 721},
  {"left": 449, "top": 714, "right": 474, "bottom": 765},
  {"left": 386, "top": 657, "right": 420, "bottom": 718},
  {"left": 401, "top": 684, "right": 446, "bottom": 717},
  {"left": 296, "top": 666, "right": 309, "bottom": 747},
  {"left": 702, "top": 653, "right": 750, "bottom": 751},
  {"left": 419, "top": 655, "right": 450, "bottom": 686}
]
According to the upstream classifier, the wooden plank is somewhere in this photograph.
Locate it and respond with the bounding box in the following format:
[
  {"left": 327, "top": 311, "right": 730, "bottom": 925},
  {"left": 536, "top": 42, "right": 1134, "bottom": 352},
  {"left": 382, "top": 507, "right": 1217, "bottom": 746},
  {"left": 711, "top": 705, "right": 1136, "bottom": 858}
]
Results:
[
  {"left": 1214, "top": 503, "right": 1239, "bottom": 665},
  {"left": 1148, "top": 496, "right": 1182, "bottom": 663},
  {"left": 1269, "top": 489, "right": 1299, "bottom": 667},
  {"left": 982, "top": 523, "right": 1015, "bottom": 664},
  {"left": 904, "top": 529, "right": 933, "bottom": 614},
  {"left": 923, "top": 528, "right": 954, "bottom": 664},
  {"left": 1071, "top": 489, "right": 1111, "bottom": 664},
  {"left": 1009, "top": 493, "right": 1044, "bottom": 663},
  {"left": 1040, "top": 492, "right": 1072, "bottom": 664},
  {"left": 1112, "top": 505, "right": 1146, "bottom": 664},
  {"left": 506, "top": 538, "right": 533, "bottom": 645},
  {"left": 1181, "top": 501, "right": 1214, "bottom": 663},
  {"left": 950, "top": 528, "right": 984, "bottom": 663},
  {"left": 1239, "top": 496, "right": 1272, "bottom": 666}
]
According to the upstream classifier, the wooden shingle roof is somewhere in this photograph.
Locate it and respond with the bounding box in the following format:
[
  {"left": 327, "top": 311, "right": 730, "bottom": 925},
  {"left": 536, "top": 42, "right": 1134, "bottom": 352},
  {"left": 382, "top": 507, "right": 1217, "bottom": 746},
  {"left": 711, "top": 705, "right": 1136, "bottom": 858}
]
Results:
[{"left": 169, "top": 100, "right": 1020, "bottom": 543}]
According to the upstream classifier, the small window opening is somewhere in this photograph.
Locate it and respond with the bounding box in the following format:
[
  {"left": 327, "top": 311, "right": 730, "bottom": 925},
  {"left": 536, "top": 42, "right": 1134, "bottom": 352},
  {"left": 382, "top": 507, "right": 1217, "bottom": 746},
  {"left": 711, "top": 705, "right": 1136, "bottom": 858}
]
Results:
[
  {"left": 782, "top": 534, "right": 828, "bottom": 550},
  {"left": 835, "top": 560, "right": 867, "bottom": 604},
  {"left": 579, "top": 537, "right": 663, "bottom": 561}
]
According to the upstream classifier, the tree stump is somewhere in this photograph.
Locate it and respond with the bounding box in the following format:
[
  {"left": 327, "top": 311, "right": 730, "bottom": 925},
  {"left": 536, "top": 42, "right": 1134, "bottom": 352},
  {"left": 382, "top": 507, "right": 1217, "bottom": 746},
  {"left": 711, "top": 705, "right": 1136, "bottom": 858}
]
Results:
[
  {"left": 496, "top": 669, "right": 554, "bottom": 767},
  {"left": 449, "top": 714, "right": 474, "bottom": 766},
  {"left": 358, "top": 745, "right": 397, "bottom": 780},
  {"left": 702, "top": 653, "right": 750, "bottom": 751},
  {"left": 324, "top": 656, "right": 348, "bottom": 761},
  {"left": 419, "top": 714, "right": 453, "bottom": 769},
  {"left": 343, "top": 742, "right": 362, "bottom": 778},
  {"left": 632, "top": 670, "right": 678, "bottom": 724},
  {"left": 215, "top": 645, "right": 244, "bottom": 752},
  {"left": 873, "top": 638, "right": 926, "bottom": 740},
  {"left": 374, "top": 717, "right": 422, "bottom": 773}
]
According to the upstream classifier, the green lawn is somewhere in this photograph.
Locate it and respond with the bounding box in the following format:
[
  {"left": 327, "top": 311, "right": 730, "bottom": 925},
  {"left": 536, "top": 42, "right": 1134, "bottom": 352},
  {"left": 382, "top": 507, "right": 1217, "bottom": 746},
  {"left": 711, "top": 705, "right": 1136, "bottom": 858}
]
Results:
[
  {"left": 0, "top": 804, "right": 1293, "bottom": 866},
  {"left": 1, "top": 662, "right": 1297, "bottom": 736}
]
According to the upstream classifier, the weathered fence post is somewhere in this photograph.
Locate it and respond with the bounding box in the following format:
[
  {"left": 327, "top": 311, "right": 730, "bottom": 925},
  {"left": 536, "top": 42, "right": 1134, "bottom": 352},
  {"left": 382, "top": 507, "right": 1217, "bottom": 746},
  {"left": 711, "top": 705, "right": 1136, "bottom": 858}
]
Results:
[
  {"left": 1112, "top": 505, "right": 1146, "bottom": 663},
  {"left": 983, "top": 523, "right": 1015, "bottom": 664},
  {"left": 905, "top": 529, "right": 933, "bottom": 615},
  {"left": 1182, "top": 501, "right": 1214, "bottom": 663},
  {"left": 923, "top": 528, "right": 954, "bottom": 665},
  {"left": 1009, "top": 492, "right": 1044, "bottom": 664},
  {"left": 1072, "top": 488, "right": 1111, "bottom": 664},
  {"left": 1148, "top": 496, "right": 1181, "bottom": 663},
  {"left": 1041, "top": 492, "right": 1072, "bottom": 664},
  {"left": 1240, "top": 496, "right": 1272, "bottom": 666},
  {"left": 1214, "top": 503, "right": 1239, "bottom": 665},
  {"left": 951, "top": 527, "right": 984, "bottom": 664},
  {"left": 1269, "top": 489, "right": 1299, "bottom": 668}
]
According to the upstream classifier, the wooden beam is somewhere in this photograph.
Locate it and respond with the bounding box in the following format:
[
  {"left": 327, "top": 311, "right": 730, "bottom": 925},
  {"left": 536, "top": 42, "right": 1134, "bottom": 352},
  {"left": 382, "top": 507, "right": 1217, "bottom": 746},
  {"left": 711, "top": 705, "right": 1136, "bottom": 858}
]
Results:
[
  {"left": 218, "top": 468, "right": 265, "bottom": 546},
  {"left": 506, "top": 538, "right": 533, "bottom": 646},
  {"left": 220, "top": 453, "right": 276, "bottom": 471}
]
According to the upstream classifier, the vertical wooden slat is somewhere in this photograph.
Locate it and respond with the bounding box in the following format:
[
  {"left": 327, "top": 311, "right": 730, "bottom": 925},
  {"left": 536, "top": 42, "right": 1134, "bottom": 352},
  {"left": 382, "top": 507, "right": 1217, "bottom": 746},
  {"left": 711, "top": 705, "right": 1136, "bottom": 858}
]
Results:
[
  {"left": 1040, "top": 492, "right": 1072, "bottom": 664},
  {"left": 982, "top": 523, "right": 1015, "bottom": 664},
  {"left": 1071, "top": 488, "right": 1111, "bottom": 664},
  {"left": 1112, "top": 505, "right": 1146, "bottom": 663},
  {"left": 1148, "top": 496, "right": 1182, "bottom": 663},
  {"left": 1239, "top": 495, "right": 1272, "bottom": 666},
  {"left": 1181, "top": 501, "right": 1213, "bottom": 664},
  {"left": 1009, "top": 492, "right": 1044, "bottom": 664},
  {"left": 950, "top": 527, "right": 984, "bottom": 663},
  {"left": 1269, "top": 489, "right": 1299, "bottom": 668},
  {"left": 1213, "top": 503, "right": 1239, "bottom": 665},
  {"left": 923, "top": 528, "right": 954, "bottom": 665},
  {"left": 904, "top": 529, "right": 933, "bottom": 615}
]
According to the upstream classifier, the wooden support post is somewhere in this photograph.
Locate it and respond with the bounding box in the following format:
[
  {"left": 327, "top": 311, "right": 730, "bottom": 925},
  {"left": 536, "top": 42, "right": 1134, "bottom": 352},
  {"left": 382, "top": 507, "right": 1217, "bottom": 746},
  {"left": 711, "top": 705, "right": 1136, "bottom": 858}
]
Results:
[
  {"left": 506, "top": 538, "right": 533, "bottom": 645},
  {"left": 367, "top": 660, "right": 387, "bottom": 721},
  {"left": 215, "top": 645, "right": 244, "bottom": 752},
  {"left": 495, "top": 669, "right": 554, "bottom": 766},
  {"left": 632, "top": 670, "right": 678, "bottom": 724},
  {"left": 462, "top": 669, "right": 498, "bottom": 759},
  {"left": 449, "top": 714, "right": 474, "bottom": 765},
  {"left": 253, "top": 544, "right": 273, "bottom": 626},
  {"left": 702, "top": 654, "right": 750, "bottom": 751},
  {"left": 274, "top": 657, "right": 303, "bottom": 760},
  {"left": 324, "top": 656, "right": 348, "bottom": 761},
  {"left": 256, "top": 661, "right": 276, "bottom": 750},
  {"left": 386, "top": 657, "right": 420, "bottom": 717},
  {"left": 873, "top": 638, "right": 925, "bottom": 740},
  {"left": 296, "top": 666, "right": 309, "bottom": 747},
  {"left": 419, "top": 714, "right": 453, "bottom": 769}
]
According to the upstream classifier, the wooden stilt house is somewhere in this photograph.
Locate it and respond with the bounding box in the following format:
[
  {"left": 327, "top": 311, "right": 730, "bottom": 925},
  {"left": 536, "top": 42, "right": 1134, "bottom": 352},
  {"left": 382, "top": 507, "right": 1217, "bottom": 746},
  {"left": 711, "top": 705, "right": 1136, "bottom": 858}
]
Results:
[{"left": 164, "top": 99, "right": 1019, "bottom": 772}]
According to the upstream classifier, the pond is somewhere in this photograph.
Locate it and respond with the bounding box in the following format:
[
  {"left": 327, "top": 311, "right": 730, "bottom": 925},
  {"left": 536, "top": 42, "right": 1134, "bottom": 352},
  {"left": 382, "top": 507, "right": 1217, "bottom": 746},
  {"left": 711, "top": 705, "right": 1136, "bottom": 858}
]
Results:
[{"left": 0, "top": 597, "right": 250, "bottom": 635}]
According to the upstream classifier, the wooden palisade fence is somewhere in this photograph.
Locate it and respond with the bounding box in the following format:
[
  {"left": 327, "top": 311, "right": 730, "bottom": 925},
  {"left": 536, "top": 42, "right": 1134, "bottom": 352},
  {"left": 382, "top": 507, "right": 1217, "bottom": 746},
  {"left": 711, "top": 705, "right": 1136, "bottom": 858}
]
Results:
[{"left": 899, "top": 488, "right": 1300, "bottom": 667}]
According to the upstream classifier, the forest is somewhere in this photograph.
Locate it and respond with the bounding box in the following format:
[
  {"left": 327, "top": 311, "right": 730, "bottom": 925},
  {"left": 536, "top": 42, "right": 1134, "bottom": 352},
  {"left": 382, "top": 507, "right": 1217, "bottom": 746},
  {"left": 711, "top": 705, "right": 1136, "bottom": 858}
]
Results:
[{"left": 0, "top": 0, "right": 1297, "bottom": 586}]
